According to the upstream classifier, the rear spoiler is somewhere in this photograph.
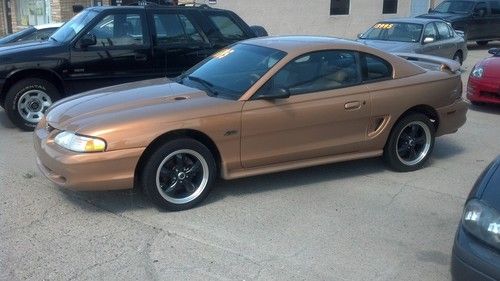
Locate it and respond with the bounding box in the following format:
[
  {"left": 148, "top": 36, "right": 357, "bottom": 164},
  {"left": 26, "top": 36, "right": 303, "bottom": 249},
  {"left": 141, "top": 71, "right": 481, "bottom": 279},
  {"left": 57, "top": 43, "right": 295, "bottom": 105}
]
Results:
[{"left": 394, "top": 53, "right": 461, "bottom": 73}]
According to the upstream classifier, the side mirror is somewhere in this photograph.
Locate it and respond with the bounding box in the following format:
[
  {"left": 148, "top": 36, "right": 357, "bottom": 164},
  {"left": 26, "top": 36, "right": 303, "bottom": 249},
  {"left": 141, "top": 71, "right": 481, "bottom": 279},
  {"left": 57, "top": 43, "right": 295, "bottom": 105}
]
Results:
[
  {"left": 78, "top": 33, "right": 96, "bottom": 48},
  {"left": 473, "top": 9, "right": 486, "bottom": 17},
  {"left": 423, "top": 37, "right": 435, "bottom": 44},
  {"left": 258, "top": 88, "right": 290, "bottom": 100},
  {"left": 250, "top": 25, "right": 268, "bottom": 37},
  {"left": 357, "top": 33, "right": 363, "bottom": 39},
  {"left": 488, "top": 48, "right": 499, "bottom": 55},
  {"left": 428, "top": 8, "right": 433, "bottom": 13}
]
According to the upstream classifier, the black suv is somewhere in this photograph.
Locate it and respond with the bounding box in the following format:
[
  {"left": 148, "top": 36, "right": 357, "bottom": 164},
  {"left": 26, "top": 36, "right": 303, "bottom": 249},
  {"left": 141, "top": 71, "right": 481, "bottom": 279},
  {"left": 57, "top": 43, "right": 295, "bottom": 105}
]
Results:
[
  {"left": 0, "top": 5, "right": 262, "bottom": 130},
  {"left": 418, "top": 0, "right": 500, "bottom": 46}
]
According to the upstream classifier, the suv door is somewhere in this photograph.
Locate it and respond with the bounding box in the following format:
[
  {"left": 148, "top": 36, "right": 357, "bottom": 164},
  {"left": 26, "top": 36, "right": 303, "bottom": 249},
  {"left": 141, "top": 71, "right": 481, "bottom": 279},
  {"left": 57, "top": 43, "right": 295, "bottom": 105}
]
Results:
[
  {"left": 149, "top": 9, "right": 211, "bottom": 77},
  {"left": 68, "top": 9, "right": 154, "bottom": 93},
  {"left": 241, "top": 50, "right": 371, "bottom": 168}
]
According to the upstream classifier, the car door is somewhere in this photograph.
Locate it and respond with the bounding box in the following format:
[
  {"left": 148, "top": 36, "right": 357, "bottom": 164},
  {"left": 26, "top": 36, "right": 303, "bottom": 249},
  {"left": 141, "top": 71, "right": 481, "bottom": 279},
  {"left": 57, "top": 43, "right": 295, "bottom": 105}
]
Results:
[
  {"left": 149, "top": 9, "right": 211, "bottom": 77},
  {"left": 469, "top": 1, "right": 489, "bottom": 40},
  {"left": 240, "top": 50, "right": 371, "bottom": 168},
  {"left": 68, "top": 9, "right": 155, "bottom": 94},
  {"left": 434, "top": 21, "right": 456, "bottom": 59},
  {"left": 421, "top": 22, "right": 442, "bottom": 56}
]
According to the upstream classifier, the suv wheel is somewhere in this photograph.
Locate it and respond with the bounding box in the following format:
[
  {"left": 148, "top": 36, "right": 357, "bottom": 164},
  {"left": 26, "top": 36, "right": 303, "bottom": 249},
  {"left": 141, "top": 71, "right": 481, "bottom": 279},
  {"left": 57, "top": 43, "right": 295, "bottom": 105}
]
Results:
[
  {"left": 383, "top": 113, "right": 435, "bottom": 172},
  {"left": 5, "top": 78, "right": 60, "bottom": 131},
  {"left": 142, "top": 138, "right": 217, "bottom": 211}
]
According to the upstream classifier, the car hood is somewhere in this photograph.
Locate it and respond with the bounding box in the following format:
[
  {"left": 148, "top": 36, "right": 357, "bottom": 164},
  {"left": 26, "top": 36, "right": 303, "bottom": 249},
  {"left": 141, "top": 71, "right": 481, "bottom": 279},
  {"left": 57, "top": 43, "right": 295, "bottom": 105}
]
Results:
[
  {"left": 479, "top": 57, "right": 500, "bottom": 78},
  {"left": 357, "top": 39, "right": 417, "bottom": 53},
  {"left": 46, "top": 78, "right": 237, "bottom": 135},
  {"left": 417, "top": 13, "right": 467, "bottom": 22},
  {"left": 0, "top": 39, "right": 57, "bottom": 56}
]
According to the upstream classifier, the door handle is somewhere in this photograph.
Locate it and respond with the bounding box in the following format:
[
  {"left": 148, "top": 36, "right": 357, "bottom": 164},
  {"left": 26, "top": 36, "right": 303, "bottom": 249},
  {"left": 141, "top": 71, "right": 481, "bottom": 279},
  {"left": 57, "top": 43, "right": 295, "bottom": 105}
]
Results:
[
  {"left": 345, "top": 101, "right": 361, "bottom": 110},
  {"left": 135, "top": 54, "right": 148, "bottom": 61}
]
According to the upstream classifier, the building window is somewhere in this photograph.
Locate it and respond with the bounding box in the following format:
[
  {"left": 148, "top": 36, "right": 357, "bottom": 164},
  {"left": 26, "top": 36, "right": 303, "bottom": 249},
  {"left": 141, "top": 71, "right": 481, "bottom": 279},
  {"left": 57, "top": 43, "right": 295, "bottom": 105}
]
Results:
[
  {"left": 383, "top": 0, "right": 398, "bottom": 14},
  {"left": 330, "top": 0, "right": 350, "bottom": 15}
]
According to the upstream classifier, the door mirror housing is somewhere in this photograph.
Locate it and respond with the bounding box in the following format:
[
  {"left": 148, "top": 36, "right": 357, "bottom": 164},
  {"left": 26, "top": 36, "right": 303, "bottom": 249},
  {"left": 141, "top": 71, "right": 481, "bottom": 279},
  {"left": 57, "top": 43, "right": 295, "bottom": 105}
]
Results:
[
  {"left": 428, "top": 8, "right": 433, "bottom": 13},
  {"left": 488, "top": 48, "right": 500, "bottom": 55},
  {"left": 258, "top": 88, "right": 290, "bottom": 100},
  {"left": 357, "top": 33, "right": 363, "bottom": 39},
  {"left": 423, "top": 36, "right": 435, "bottom": 44},
  {"left": 78, "top": 33, "right": 97, "bottom": 48}
]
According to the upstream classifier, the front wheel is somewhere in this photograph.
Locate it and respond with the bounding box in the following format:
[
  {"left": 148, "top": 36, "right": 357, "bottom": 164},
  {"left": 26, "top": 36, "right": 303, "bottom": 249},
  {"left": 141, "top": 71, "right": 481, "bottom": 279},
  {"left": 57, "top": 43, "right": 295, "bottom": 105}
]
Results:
[
  {"left": 141, "top": 138, "right": 217, "bottom": 211},
  {"left": 383, "top": 114, "right": 435, "bottom": 172},
  {"left": 4, "top": 78, "right": 60, "bottom": 131}
]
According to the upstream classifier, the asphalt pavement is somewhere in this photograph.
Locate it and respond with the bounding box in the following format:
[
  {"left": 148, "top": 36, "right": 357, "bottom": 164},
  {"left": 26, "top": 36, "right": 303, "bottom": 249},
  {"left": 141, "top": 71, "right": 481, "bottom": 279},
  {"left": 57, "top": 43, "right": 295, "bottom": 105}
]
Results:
[{"left": 1, "top": 44, "right": 499, "bottom": 281}]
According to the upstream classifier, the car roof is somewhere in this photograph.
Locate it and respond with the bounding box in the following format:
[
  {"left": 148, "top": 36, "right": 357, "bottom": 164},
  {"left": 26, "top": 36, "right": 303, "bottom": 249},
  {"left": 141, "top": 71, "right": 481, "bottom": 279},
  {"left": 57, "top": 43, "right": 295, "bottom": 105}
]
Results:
[
  {"left": 377, "top": 18, "right": 443, "bottom": 25},
  {"left": 242, "top": 36, "right": 366, "bottom": 53},
  {"left": 34, "top": 22, "right": 64, "bottom": 30},
  {"left": 88, "top": 5, "right": 226, "bottom": 12}
]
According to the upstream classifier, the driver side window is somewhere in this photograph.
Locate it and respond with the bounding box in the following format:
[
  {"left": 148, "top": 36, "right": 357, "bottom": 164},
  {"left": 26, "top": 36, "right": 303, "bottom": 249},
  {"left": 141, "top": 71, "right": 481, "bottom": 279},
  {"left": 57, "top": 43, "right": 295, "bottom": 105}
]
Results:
[
  {"left": 87, "top": 13, "right": 146, "bottom": 47},
  {"left": 423, "top": 23, "right": 437, "bottom": 40},
  {"left": 257, "top": 50, "right": 361, "bottom": 97}
]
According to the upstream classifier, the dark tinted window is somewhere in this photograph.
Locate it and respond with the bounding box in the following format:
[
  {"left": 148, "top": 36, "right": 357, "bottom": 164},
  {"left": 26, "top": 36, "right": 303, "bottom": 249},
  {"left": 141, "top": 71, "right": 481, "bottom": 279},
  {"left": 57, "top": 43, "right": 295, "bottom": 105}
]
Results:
[
  {"left": 435, "top": 22, "right": 452, "bottom": 39},
  {"left": 423, "top": 23, "right": 437, "bottom": 39},
  {"left": 258, "top": 50, "right": 360, "bottom": 96},
  {"left": 154, "top": 13, "right": 203, "bottom": 44},
  {"left": 434, "top": 1, "right": 474, "bottom": 13},
  {"left": 208, "top": 15, "right": 245, "bottom": 40},
  {"left": 491, "top": 1, "right": 500, "bottom": 14},
  {"left": 88, "top": 13, "right": 146, "bottom": 47},
  {"left": 21, "top": 28, "right": 57, "bottom": 41},
  {"left": 330, "top": 0, "right": 350, "bottom": 15},
  {"left": 362, "top": 54, "right": 392, "bottom": 81},
  {"left": 383, "top": 0, "right": 398, "bottom": 14},
  {"left": 474, "top": 2, "right": 488, "bottom": 16}
]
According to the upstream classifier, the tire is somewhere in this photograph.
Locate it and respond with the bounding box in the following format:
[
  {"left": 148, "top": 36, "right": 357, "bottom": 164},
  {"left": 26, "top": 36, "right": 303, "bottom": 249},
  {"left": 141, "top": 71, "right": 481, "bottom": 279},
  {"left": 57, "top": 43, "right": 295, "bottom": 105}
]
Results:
[
  {"left": 141, "top": 138, "right": 217, "bottom": 211},
  {"left": 4, "top": 78, "right": 60, "bottom": 131},
  {"left": 476, "top": 41, "right": 489, "bottom": 46},
  {"left": 471, "top": 101, "right": 485, "bottom": 106},
  {"left": 383, "top": 113, "right": 435, "bottom": 172},
  {"left": 453, "top": 51, "right": 463, "bottom": 65}
]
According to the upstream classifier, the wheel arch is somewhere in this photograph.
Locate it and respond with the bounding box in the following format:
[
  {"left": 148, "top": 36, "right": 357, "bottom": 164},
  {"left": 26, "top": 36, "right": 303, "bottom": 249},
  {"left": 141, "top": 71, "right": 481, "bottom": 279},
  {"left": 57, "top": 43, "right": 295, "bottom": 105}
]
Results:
[
  {"left": 1, "top": 69, "right": 65, "bottom": 107},
  {"left": 396, "top": 104, "right": 440, "bottom": 132},
  {"left": 133, "top": 129, "right": 222, "bottom": 189}
]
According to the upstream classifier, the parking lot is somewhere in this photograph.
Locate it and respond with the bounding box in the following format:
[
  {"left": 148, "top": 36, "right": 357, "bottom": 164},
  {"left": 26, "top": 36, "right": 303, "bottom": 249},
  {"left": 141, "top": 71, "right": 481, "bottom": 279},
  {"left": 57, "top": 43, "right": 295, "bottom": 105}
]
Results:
[{"left": 0, "top": 45, "right": 499, "bottom": 281}]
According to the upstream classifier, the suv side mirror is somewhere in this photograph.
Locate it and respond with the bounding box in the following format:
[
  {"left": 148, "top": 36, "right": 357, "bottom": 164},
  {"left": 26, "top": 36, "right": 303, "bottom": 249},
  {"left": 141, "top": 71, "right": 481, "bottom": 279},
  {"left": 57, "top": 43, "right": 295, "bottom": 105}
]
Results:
[
  {"left": 357, "top": 33, "right": 363, "bottom": 39},
  {"left": 488, "top": 48, "right": 499, "bottom": 55},
  {"left": 258, "top": 88, "right": 290, "bottom": 100},
  {"left": 473, "top": 9, "right": 486, "bottom": 17},
  {"left": 78, "top": 33, "right": 96, "bottom": 48},
  {"left": 250, "top": 25, "right": 268, "bottom": 37},
  {"left": 423, "top": 36, "right": 435, "bottom": 44}
]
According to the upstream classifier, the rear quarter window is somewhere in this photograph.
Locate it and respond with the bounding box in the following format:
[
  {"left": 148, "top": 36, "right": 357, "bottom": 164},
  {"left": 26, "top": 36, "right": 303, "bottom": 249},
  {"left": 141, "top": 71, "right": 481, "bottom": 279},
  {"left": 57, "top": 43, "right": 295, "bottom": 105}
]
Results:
[{"left": 362, "top": 53, "right": 393, "bottom": 82}]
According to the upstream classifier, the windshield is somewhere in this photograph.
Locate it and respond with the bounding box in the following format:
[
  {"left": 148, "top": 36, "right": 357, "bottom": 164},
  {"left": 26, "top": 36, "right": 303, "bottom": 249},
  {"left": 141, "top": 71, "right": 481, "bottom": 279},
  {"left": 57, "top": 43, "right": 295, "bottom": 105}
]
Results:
[
  {"left": 50, "top": 9, "right": 99, "bottom": 42},
  {"left": 360, "top": 22, "right": 423, "bottom": 43},
  {"left": 0, "top": 27, "right": 35, "bottom": 44},
  {"left": 178, "top": 44, "right": 287, "bottom": 100},
  {"left": 434, "top": 1, "right": 474, "bottom": 14}
]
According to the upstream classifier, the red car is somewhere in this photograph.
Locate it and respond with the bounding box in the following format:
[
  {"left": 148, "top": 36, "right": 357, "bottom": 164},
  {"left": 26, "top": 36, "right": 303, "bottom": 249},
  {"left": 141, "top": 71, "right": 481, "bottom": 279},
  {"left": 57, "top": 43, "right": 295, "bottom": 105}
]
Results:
[{"left": 467, "top": 48, "right": 500, "bottom": 106}]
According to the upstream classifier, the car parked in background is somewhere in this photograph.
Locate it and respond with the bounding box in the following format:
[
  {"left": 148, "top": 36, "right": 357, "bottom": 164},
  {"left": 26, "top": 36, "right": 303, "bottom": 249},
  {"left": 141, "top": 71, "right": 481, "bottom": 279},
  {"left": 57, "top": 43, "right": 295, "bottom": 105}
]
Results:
[
  {"left": 418, "top": 0, "right": 500, "bottom": 46},
  {"left": 451, "top": 155, "right": 500, "bottom": 281},
  {"left": 34, "top": 36, "right": 467, "bottom": 210},
  {"left": 0, "top": 5, "right": 265, "bottom": 131},
  {"left": 0, "top": 23, "right": 63, "bottom": 45},
  {"left": 357, "top": 18, "right": 467, "bottom": 64},
  {"left": 467, "top": 48, "right": 500, "bottom": 106}
]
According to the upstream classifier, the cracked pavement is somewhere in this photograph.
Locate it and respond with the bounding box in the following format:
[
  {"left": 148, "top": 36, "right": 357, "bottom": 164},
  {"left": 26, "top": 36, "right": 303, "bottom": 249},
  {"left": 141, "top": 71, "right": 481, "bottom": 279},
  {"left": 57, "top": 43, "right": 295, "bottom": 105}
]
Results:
[{"left": 1, "top": 45, "right": 500, "bottom": 281}]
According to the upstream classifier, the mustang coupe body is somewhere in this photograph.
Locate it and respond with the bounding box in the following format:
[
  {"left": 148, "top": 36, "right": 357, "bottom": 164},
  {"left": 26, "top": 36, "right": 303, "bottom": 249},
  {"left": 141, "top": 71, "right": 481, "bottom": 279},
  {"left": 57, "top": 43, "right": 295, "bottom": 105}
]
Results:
[{"left": 34, "top": 36, "right": 468, "bottom": 210}]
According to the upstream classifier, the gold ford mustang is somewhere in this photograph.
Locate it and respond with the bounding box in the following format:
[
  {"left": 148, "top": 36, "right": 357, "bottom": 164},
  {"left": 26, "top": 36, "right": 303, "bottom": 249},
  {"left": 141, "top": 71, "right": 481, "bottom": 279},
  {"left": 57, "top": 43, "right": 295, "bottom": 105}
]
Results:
[{"left": 34, "top": 36, "right": 467, "bottom": 210}]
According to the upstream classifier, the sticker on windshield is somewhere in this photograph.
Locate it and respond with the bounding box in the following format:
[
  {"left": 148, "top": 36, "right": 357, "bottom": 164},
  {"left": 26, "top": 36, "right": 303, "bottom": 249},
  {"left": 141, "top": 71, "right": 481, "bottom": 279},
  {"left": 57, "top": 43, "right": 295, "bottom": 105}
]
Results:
[
  {"left": 213, "top": 48, "right": 234, "bottom": 59},
  {"left": 373, "top": 23, "right": 394, "bottom": 29}
]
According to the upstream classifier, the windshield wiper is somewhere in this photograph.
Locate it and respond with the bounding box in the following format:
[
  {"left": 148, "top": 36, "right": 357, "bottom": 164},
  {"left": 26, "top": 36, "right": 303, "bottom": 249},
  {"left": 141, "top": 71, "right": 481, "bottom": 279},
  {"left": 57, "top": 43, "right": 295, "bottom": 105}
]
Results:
[{"left": 187, "top": 75, "right": 218, "bottom": 96}]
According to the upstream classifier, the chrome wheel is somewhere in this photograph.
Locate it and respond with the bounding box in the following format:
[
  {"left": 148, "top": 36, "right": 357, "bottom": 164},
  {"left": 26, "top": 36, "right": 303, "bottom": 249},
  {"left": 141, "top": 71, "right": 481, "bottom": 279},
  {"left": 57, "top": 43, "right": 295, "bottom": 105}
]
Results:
[
  {"left": 396, "top": 121, "right": 432, "bottom": 166},
  {"left": 155, "top": 149, "right": 209, "bottom": 204},
  {"left": 17, "top": 90, "right": 52, "bottom": 123}
]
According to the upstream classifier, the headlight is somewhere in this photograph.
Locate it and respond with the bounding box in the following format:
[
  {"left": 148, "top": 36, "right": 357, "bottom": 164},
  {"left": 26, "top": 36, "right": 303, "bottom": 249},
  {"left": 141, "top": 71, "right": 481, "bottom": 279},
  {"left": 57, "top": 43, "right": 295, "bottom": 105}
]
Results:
[
  {"left": 462, "top": 199, "right": 500, "bottom": 250},
  {"left": 54, "top": 131, "right": 106, "bottom": 153},
  {"left": 471, "top": 67, "right": 484, "bottom": 78}
]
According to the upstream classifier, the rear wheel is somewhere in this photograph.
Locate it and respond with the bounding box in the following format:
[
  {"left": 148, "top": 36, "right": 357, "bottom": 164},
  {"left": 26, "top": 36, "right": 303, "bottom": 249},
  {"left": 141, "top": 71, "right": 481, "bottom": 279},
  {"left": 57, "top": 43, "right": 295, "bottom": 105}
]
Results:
[
  {"left": 383, "top": 113, "right": 435, "bottom": 172},
  {"left": 476, "top": 41, "right": 489, "bottom": 46},
  {"left": 4, "top": 78, "right": 60, "bottom": 131},
  {"left": 141, "top": 138, "right": 217, "bottom": 211},
  {"left": 471, "top": 101, "right": 485, "bottom": 106},
  {"left": 453, "top": 51, "right": 463, "bottom": 65}
]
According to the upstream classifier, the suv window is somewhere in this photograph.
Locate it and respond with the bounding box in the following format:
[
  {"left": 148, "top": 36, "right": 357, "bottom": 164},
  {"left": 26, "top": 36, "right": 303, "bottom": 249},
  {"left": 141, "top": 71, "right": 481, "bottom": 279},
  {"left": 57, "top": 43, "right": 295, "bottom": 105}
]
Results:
[
  {"left": 474, "top": 2, "right": 488, "bottom": 17},
  {"left": 88, "top": 13, "right": 146, "bottom": 47},
  {"left": 362, "top": 53, "right": 392, "bottom": 81},
  {"left": 491, "top": 1, "right": 500, "bottom": 14},
  {"left": 259, "top": 50, "right": 360, "bottom": 96},
  {"left": 153, "top": 12, "right": 204, "bottom": 45},
  {"left": 423, "top": 23, "right": 437, "bottom": 40},
  {"left": 435, "top": 22, "right": 452, "bottom": 40},
  {"left": 208, "top": 14, "right": 245, "bottom": 40}
]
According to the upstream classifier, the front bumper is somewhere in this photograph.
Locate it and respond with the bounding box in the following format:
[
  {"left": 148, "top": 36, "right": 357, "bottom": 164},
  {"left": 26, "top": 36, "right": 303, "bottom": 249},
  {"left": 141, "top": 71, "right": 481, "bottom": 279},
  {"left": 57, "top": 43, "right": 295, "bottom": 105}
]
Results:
[
  {"left": 467, "top": 76, "right": 500, "bottom": 105},
  {"left": 451, "top": 226, "right": 500, "bottom": 281},
  {"left": 34, "top": 121, "right": 145, "bottom": 191},
  {"left": 435, "top": 98, "right": 468, "bottom": 137}
]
